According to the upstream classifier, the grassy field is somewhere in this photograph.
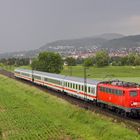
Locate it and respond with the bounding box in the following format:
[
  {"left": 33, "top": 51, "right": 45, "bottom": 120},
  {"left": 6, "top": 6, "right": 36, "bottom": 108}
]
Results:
[
  {"left": 61, "top": 65, "right": 140, "bottom": 83},
  {"left": 1, "top": 64, "right": 140, "bottom": 83},
  {"left": 0, "top": 75, "right": 140, "bottom": 140},
  {"left": 0, "top": 65, "right": 31, "bottom": 72}
]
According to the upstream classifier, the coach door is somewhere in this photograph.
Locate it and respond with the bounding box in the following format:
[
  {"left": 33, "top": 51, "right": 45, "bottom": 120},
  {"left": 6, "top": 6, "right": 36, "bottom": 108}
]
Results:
[{"left": 87, "top": 85, "right": 96, "bottom": 99}]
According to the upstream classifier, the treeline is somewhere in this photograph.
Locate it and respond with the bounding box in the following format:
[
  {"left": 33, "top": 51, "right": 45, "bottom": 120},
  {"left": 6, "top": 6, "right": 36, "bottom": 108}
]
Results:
[
  {"left": 65, "top": 51, "right": 110, "bottom": 67},
  {"left": 0, "top": 58, "right": 30, "bottom": 66},
  {"left": 0, "top": 51, "right": 140, "bottom": 74},
  {"left": 111, "top": 53, "right": 140, "bottom": 66},
  {"left": 65, "top": 51, "right": 140, "bottom": 67}
]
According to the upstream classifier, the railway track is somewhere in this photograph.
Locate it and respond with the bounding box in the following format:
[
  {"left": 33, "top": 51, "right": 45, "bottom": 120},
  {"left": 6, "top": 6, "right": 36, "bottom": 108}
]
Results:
[{"left": 0, "top": 69, "right": 140, "bottom": 134}]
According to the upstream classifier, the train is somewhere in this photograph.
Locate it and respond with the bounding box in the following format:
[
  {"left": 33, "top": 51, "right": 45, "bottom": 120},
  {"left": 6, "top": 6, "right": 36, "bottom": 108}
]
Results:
[{"left": 14, "top": 68, "right": 140, "bottom": 117}]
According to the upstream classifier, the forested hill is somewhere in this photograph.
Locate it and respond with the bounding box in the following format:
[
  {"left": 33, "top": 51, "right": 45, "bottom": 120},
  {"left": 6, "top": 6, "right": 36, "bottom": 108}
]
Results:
[
  {"left": 101, "top": 35, "right": 140, "bottom": 49},
  {"left": 39, "top": 38, "right": 106, "bottom": 52},
  {"left": 39, "top": 33, "right": 124, "bottom": 51}
]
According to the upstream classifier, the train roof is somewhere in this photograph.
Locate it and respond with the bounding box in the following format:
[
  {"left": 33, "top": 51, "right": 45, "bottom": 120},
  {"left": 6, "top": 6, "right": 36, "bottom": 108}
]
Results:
[
  {"left": 15, "top": 68, "right": 100, "bottom": 85},
  {"left": 100, "top": 80, "right": 140, "bottom": 88}
]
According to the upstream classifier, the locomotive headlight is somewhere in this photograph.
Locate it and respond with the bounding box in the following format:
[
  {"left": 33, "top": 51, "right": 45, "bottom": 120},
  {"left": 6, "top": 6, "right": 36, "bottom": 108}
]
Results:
[
  {"left": 132, "top": 102, "right": 138, "bottom": 106},
  {"left": 131, "top": 102, "right": 140, "bottom": 107}
]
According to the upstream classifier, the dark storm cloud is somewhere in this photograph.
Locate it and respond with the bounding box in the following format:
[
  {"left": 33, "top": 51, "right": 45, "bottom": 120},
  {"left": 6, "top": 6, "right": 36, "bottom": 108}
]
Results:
[{"left": 0, "top": 0, "right": 140, "bottom": 53}]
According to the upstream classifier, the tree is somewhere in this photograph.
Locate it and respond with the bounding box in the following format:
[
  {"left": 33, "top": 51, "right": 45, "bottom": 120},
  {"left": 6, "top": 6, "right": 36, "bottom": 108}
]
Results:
[
  {"left": 31, "top": 52, "right": 63, "bottom": 73},
  {"left": 65, "top": 57, "right": 76, "bottom": 66},
  {"left": 120, "top": 56, "right": 128, "bottom": 66},
  {"left": 83, "top": 57, "right": 94, "bottom": 67},
  {"left": 127, "top": 53, "right": 135, "bottom": 65},
  {"left": 134, "top": 55, "right": 140, "bottom": 65},
  {"left": 95, "top": 51, "right": 109, "bottom": 67}
]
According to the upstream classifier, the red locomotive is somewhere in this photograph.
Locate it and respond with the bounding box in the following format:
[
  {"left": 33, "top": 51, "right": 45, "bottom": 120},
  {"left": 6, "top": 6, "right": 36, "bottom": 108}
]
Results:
[{"left": 97, "top": 80, "right": 140, "bottom": 116}]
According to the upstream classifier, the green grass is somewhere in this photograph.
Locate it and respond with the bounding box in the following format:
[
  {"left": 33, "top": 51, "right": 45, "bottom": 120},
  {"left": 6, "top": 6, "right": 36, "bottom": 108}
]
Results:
[
  {"left": 61, "top": 65, "right": 140, "bottom": 83},
  {"left": 0, "top": 75, "right": 139, "bottom": 140},
  {"left": 0, "top": 65, "right": 31, "bottom": 72},
  {"left": 1, "top": 64, "right": 140, "bottom": 83}
]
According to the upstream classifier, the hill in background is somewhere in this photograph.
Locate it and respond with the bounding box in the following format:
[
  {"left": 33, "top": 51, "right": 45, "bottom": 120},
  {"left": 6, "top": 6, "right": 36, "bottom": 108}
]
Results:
[
  {"left": 102, "top": 35, "right": 140, "bottom": 49},
  {"left": 1, "top": 33, "right": 140, "bottom": 58}
]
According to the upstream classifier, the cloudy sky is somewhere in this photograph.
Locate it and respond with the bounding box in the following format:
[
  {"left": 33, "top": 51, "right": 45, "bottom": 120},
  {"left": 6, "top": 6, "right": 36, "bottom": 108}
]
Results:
[{"left": 0, "top": 0, "right": 140, "bottom": 53}]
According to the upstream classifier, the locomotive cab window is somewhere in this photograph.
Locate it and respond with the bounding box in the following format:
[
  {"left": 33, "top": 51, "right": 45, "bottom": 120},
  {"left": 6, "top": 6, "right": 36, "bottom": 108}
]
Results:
[{"left": 130, "top": 91, "right": 138, "bottom": 97}]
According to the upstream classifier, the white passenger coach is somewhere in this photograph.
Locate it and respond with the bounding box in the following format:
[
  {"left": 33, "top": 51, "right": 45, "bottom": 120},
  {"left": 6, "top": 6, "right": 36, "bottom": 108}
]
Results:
[{"left": 14, "top": 68, "right": 100, "bottom": 101}]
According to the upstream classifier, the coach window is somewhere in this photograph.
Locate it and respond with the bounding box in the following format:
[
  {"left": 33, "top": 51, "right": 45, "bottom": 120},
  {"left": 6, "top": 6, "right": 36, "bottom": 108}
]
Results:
[
  {"left": 88, "top": 87, "right": 91, "bottom": 93},
  {"left": 79, "top": 85, "right": 81, "bottom": 90},
  {"left": 130, "top": 91, "right": 138, "bottom": 97},
  {"left": 76, "top": 85, "right": 78, "bottom": 90},
  {"left": 71, "top": 83, "right": 72, "bottom": 88},
  {"left": 73, "top": 83, "right": 74, "bottom": 89},
  {"left": 78, "top": 85, "right": 80, "bottom": 90},
  {"left": 44, "top": 78, "right": 48, "bottom": 81},
  {"left": 34, "top": 75, "right": 41, "bottom": 80},
  {"left": 76, "top": 84, "right": 77, "bottom": 89},
  {"left": 82, "top": 85, "right": 84, "bottom": 91}
]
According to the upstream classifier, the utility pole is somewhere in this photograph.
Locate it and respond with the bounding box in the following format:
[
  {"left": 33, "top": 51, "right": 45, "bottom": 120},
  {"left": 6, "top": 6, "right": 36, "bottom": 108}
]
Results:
[
  {"left": 32, "top": 68, "right": 34, "bottom": 82},
  {"left": 84, "top": 67, "right": 87, "bottom": 101},
  {"left": 69, "top": 66, "right": 72, "bottom": 76}
]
